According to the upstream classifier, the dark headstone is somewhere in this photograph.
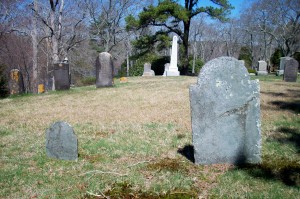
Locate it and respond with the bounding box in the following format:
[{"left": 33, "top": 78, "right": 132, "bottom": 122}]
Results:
[
  {"left": 190, "top": 57, "right": 261, "bottom": 165},
  {"left": 9, "top": 69, "right": 25, "bottom": 95},
  {"left": 96, "top": 52, "right": 114, "bottom": 87},
  {"left": 284, "top": 58, "right": 298, "bottom": 82},
  {"left": 54, "top": 63, "right": 70, "bottom": 90},
  {"left": 45, "top": 121, "right": 78, "bottom": 160}
]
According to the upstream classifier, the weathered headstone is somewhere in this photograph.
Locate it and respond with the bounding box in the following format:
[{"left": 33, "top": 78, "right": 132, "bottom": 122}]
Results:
[
  {"left": 54, "top": 63, "right": 70, "bottom": 90},
  {"left": 142, "top": 63, "right": 155, "bottom": 76},
  {"left": 190, "top": 57, "right": 261, "bottom": 165},
  {"left": 165, "top": 36, "right": 180, "bottom": 76},
  {"left": 9, "top": 69, "right": 25, "bottom": 95},
  {"left": 284, "top": 58, "right": 298, "bottom": 82},
  {"left": 46, "top": 121, "right": 78, "bottom": 160},
  {"left": 256, "top": 60, "right": 268, "bottom": 75},
  {"left": 163, "top": 63, "right": 170, "bottom": 76},
  {"left": 96, "top": 52, "right": 114, "bottom": 87}
]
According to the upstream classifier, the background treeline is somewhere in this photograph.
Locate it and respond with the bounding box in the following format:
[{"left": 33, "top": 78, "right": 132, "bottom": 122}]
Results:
[{"left": 0, "top": 0, "right": 299, "bottom": 95}]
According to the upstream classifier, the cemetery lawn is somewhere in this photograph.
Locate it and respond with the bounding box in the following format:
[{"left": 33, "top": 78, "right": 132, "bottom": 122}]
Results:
[{"left": 0, "top": 75, "right": 299, "bottom": 198}]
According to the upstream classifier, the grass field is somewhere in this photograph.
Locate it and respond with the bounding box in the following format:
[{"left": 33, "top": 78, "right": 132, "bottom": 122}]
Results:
[{"left": 0, "top": 75, "right": 299, "bottom": 198}]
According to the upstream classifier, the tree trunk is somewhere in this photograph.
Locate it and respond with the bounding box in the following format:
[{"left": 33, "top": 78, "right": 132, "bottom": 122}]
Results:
[
  {"left": 182, "top": 20, "right": 190, "bottom": 75},
  {"left": 31, "top": 0, "right": 38, "bottom": 93}
]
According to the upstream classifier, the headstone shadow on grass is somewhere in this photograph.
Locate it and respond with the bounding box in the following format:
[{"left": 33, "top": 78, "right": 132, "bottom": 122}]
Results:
[{"left": 177, "top": 145, "right": 195, "bottom": 163}]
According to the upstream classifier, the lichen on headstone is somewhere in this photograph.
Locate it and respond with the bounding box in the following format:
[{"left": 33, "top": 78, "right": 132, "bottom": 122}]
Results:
[{"left": 190, "top": 57, "right": 261, "bottom": 165}]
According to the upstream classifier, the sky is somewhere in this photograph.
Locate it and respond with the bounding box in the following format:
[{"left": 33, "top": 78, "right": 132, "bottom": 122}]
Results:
[{"left": 178, "top": 0, "right": 256, "bottom": 18}]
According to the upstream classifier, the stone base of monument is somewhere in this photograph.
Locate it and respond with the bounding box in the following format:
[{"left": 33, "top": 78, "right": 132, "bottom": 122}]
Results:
[
  {"left": 256, "top": 71, "right": 268, "bottom": 75},
  {"left": 142, "top": 71, "right": 155, "bottom": 76},
  {"left": 166, "top": 70, "right": 180, "bottom": 76},
  {"left": 276, "top": 70, "right": 284, "bottom": 76}
]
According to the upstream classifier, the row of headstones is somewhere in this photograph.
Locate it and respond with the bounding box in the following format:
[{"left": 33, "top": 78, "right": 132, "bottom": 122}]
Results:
[
  {"left": 255, "top": 57, "right": 298, "bottom": 82},
  {"left": 46, "top": 56, "right": 262, "bottom": 165},
  {"left": 8, "top": 55, "right": 298, "bottom": 96}
]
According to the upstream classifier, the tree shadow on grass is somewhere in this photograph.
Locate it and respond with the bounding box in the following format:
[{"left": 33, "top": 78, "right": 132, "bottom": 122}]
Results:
[
  {"left": 276, "top": 127, "right": 300, "bottom": 153},
  {"left": 177, "top": 145, "right": 195, "bottom": 163},
  {"left": 271, "top": 100, "right": 300, "bottom": 114}
]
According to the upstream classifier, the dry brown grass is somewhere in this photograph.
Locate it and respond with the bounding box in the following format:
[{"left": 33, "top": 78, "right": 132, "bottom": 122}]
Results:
[{"left": 1, "top": 76, "right": 299, "bottom": 198}]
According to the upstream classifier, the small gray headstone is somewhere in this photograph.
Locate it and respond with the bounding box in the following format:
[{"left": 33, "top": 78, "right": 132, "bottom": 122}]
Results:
[
  {"left": 277, "top": 57, "right": 289, "bottom": 76},
  {"left": 54, "top": 63, "right": 70, "bottom": 90},
  {"left": 256, "top": 61, "right": 268, "bottom": 75},
  {"left": 46, "top": 121, "right": 78, "bottom": 160},
  {"left": 190, "top": 57, "right": 261, "bottom": 165},
  {"left": 284, "top": 58, "right": 298, "bottom": 82},
  {"left": 142, "top": 63, "right": 155, "bottom": 76},
  {"left": 96, "top": 52, "right": 114, "bottom": 87}
]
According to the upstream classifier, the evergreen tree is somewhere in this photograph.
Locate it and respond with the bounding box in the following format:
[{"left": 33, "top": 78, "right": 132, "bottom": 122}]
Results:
[{"left": 126, "top": 0, "right": 233, "bottom": 75}]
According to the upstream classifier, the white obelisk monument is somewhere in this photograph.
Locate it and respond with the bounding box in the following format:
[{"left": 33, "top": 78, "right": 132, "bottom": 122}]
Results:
[{"left": 166, "top": 36, "right": 180, "bottom": 76}]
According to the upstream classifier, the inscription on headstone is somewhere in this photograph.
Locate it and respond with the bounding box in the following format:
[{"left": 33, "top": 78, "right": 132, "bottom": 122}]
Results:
[
  {"left": 96, "top": 52, "right": 114, "bottom": 87},
  {"left": 45, "top": 121, "right": 78, "bottom": 160},
  {"left": 54, "top": 63, "right": 70, "bottom": 90},
  {"left": 9, "top": 69, "right": 25, "bottom": 95},
  {"left": 284, "top": 58, "right": 298, "bottom": 82},
  {"left": 190, "top": 57, "right": 261, "bottom": 165}
]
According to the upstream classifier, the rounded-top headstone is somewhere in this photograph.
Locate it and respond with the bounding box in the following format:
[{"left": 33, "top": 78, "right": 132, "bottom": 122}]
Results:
[
  {"left": 283, "top": 58, "right": 298, "bottom": 82},
  {"left": 96, "top": 52, "right": 114, "bottom": 87},
  {"left": 190, "top": 57, "right": 261, "bottom": 165},
  {"left": 45, "top": 121, "right": 78, "bottom": 160}
]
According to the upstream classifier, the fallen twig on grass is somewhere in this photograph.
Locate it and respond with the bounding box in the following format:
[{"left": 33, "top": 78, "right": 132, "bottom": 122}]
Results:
[
  {"left": 127, "top": 160, "right": 151, "bottom": 167},
  {"left": 86, "top": 191, "right": 109, "bottom": 199}
]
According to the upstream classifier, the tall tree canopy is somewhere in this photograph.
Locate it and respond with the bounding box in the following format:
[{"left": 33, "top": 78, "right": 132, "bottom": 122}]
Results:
[{"left": 126, "top": 0, "right": 233, "bottom": 75}]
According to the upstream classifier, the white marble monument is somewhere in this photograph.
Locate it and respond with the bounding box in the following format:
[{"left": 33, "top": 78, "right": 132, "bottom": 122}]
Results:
[
  {"left": 163, "top": 63, "right": 170, "bottom": 76},
  {"left": 165, "top": 36, "right": 180, "bottom": 76}
]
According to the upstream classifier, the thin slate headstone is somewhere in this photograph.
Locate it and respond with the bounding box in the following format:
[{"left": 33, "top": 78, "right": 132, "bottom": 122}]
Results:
[
  {"left": 284, "top": 58, "right": 298, "bottom": 82},
  {"left": 9, "top": 69, "right": 25, "bottom": 95},
  {"left": 46, "top": 121, "right": 78, "bottom": 160},
  {"left": 142, "top": 63, "right": 155, "bottom": 76},
  {"left": 190, "top": 57, "right": 261, "bottom": 165},
  {"left": 96, "top": 52, "right": 114, "bottom": 87},
  {"left": 54, "top": 63, "right": 70, "bottom": 90}
]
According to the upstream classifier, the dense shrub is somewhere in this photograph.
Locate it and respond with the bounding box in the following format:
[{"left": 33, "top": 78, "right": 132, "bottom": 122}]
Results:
[
  {"left": 77, "top": 77, "right": 96, "bottom": 86},
  {"left": 188, "top": 58, "right": 204, "bottom": 76},
  {"left": 128, "top": 54, "right": 169, "bottom": 76}
]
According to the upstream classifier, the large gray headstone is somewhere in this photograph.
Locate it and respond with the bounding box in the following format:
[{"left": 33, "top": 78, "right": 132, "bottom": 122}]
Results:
[
  {"left": 54, "top": 63, "right": 70, "bottom": 90},
  {"left": 142, "top": 63, "right": 155, "bottom": 76},
  {"left": 46, "top": 121, "right": 78, "bottom": 160},
  {"left": 190, "top": 57, "right": 261, "bottom": 165},
  {"left": 284, "top": 58, "right": 298, "bottom": 82},
  {"left": 9, "top": 69, "right": 25, "bottom": 95},
  {"left": 96, "top": 52, "right": 114, "bottom": 87}
]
